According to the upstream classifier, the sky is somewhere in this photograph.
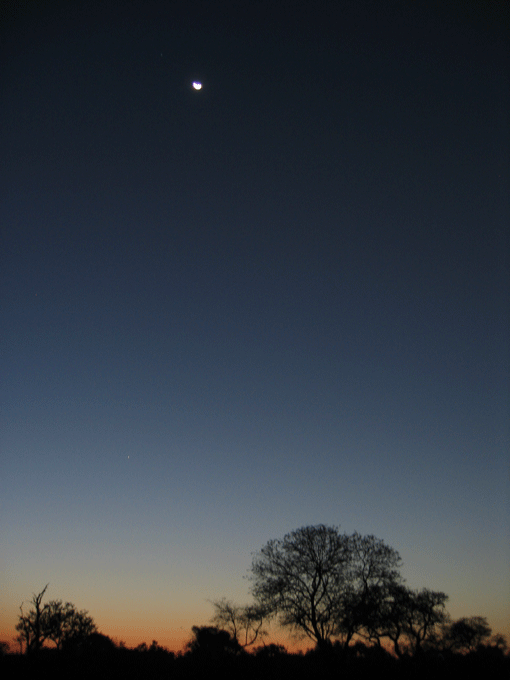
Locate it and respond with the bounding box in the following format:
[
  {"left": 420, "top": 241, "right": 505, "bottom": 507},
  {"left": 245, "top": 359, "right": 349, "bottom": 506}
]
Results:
[{"left": 1, "top": 0, "right": 509, "bottom": 652}]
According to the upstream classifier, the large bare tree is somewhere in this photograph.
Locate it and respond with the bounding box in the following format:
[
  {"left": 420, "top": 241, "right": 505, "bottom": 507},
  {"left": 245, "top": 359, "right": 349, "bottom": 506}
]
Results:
[{"left": 250, "top": 525, "right": 402, "bottom": 650}]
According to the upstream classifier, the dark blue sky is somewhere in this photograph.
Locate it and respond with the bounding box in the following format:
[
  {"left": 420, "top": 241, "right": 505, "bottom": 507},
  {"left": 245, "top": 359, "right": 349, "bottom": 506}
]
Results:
[{"left": 1, "top": 0, "right": 509, "bottom": 648}]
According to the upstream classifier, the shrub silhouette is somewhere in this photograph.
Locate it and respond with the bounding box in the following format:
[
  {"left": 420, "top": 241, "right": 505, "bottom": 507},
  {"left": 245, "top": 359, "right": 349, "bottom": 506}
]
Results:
[{"left": 186, "top": 626, "right": 243, "bottom": 659}]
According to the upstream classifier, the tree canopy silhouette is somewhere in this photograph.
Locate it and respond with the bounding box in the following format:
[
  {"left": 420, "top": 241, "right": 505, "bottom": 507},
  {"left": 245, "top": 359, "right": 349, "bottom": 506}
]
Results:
[
  {"left": 442, "top": 616, "right": 493, "bottom": 653},
  {"left": 249, "top": 525, "right": 402, "bottom": 650},
  {"left": 15, "top": 585, "right": 97, "bottom": 654},
  {"left": 358, "top": 582, "right": 448, "bottom": 656}
]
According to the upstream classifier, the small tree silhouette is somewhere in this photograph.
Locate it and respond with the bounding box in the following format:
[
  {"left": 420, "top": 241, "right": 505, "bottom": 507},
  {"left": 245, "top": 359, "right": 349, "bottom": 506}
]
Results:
[
  {"left": 15, "top": 586, "right": 97, "bottom": 654},
  {"left": 442, "top": 616, "right": 492, "bottom": 653},
  {"left": 210, "top": 598, "right": 268, "bottom": 647}
]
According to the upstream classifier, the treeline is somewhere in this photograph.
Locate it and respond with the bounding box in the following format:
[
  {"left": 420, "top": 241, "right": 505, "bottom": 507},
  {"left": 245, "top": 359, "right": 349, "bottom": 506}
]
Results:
[
  {"left": 3, "top": 525, "right": 508, "bottom": 679},
  {"left": 2, "top": 629, "right": 508, "bottom": 680}
]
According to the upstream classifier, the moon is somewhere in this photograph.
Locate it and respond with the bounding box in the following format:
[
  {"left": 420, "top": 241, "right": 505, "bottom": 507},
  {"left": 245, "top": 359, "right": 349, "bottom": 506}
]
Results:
[{"left": 192, "top": 81, "right": 202, "bottom": 90}]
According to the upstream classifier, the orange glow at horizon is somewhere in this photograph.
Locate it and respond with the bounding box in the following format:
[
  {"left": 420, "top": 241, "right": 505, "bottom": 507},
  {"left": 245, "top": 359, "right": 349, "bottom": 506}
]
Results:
[
  {"left": 2, "top": 604, "right": 509, "bottom": 655},
  {"left": 0, "top": 623, "right": 308, "bottom": 656}
]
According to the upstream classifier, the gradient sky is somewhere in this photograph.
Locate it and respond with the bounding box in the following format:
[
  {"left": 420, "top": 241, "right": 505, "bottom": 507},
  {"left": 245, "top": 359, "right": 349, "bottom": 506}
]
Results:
[{"left": 1, "top": 0, "right": 509, "bottom": 652}]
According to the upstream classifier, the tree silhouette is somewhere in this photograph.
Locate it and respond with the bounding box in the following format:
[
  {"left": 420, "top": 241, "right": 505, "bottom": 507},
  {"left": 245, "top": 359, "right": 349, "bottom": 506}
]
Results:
[
  {"left": 357, "top": 582, "right": 410, "bottom": 656},
  {"left": 210, "top": 598, "right": 268, "bottom": 648},
  {"left": 44, "top": 600, "right": 97, "bottom": 650},
  {"left": 335, "top": 532, "right": 403, "bottom": 645},
  {"left": 400, "top": 587, "right": 448, "bottom": 655},
  {"left": 355, "top": 582, "right": 447, "bottom": 656},
  {"left": 15, "top": 586, "right": 96, "bottom": 654},
  {"left": 250, "top": 525, "right": 402, "bottom": 650},
  {"left": 15, "top": 585, "right": 49, "bottom": 654},
  {"left": 442, "top": 616, "right": 492, "bottom": 653}
]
